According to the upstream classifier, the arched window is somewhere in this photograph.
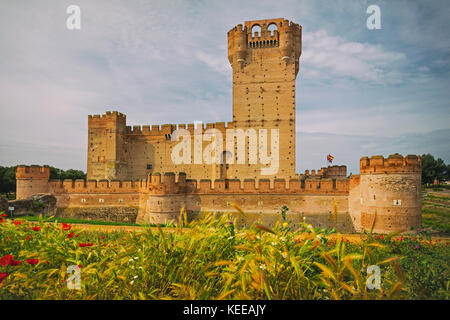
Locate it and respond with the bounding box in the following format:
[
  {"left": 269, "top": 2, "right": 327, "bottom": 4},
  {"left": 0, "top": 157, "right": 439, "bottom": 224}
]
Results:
[
  {"left": 268, "top": 23, "right": 278, "bottom": 36},
  {"left": 251, "top": 25, "right": 261, "bottom": 38}
]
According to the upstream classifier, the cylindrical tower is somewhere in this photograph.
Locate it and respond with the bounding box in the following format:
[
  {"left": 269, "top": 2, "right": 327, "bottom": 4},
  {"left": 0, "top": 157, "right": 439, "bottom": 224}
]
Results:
[
  {"left": 227, "top": 24, "right": 248, "bottom": 68},
  {"left": 279, "top": 19, "right": 293, "bottom": 60},
  {"left": 16, "top": 165, "right": 50, "bottom": 200},
  {"left": 359, "top": 154, "right": 422, "bottom": 233},
  {"left": 136, "top": 172, "right": 186, "bottom": 225}
]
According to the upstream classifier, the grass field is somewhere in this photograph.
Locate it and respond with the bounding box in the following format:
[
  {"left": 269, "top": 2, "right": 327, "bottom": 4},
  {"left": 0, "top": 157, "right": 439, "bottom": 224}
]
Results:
[
  {"left": 0, "top": 209, "right": 449, "bottom": 300},
  {"left": 421, "top": 189, "right": 450, "bottom": 236}
]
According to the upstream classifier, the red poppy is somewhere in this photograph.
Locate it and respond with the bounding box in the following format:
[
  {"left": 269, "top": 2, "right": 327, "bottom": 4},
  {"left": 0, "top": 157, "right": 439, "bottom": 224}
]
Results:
[
  {"left": 33, "top": 226, "right": 40, "bottom": 231},
  {"left": 13, "top": 221, "right": 22, "bottom": 226},
  {"left": 25, "top": 235, "right": 31, "bottom": 241},
  {"left": 0, "top": 254, "right": 22, "bottom": 266},
  {"left": 26, "top": 259, "right": 39, "bottom": 265},
  {"left": 62, "top": 222, "right": 72, "bottom": 231},
  {"left": 0, "top": 272, "right": 8, "bottom": 283},
  {"left": 1, "top": 213, "right": 7, "bottom": 217},
  {"left": 0, "top": 254, "right": 13, "bottom": 267},
  {"left": 67, "top": 233, "right": 74, "bottom": 238},
  {"left": 100, "top": 236, "right": 105, "bottom": 239},
  {"left": 78, "top": 243, "right": 93, "bottom": 248},
  {"left": 75, "top": 234, "right": 79, "bottom": 237},
  {"left": 78, "top": 264, "right": 82, "bottom": 268}
]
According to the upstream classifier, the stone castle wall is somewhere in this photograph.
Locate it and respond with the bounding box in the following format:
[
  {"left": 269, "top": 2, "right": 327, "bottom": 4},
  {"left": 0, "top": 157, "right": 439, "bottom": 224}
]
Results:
[{"left": 16, "top": 154, "right": 422, "bottom": 233}]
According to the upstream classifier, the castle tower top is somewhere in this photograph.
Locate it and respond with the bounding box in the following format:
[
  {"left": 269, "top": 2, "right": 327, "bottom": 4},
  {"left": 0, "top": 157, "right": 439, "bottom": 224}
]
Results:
[
  {"left": 88, "top": 111, "right": 126, "bottom": 125},
  {"left": 16, "top": 165, "right": 50, "bottom": 180},
  {"left": 228, "top": 18, "right": 301, "bottom": 71},
  {"left": 360, "top": 154, "right": 421, "bottom": 174}
]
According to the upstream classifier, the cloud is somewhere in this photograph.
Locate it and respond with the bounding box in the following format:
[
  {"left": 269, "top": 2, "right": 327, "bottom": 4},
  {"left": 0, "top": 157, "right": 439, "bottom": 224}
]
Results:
[{"left": 302, "top": 30, "right": 406, "bottom": 84}]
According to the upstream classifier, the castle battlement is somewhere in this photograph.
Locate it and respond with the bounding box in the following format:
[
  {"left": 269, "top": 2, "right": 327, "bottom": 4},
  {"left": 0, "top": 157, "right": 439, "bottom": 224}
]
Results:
[
  {"left": 88, "top": 111, "right": 126, "bottom": 123},
  {"left": 140, "top": 172, "right": 349, "bottom": 195},
  {"left": 360, "top": 154, "right": 421, "bottom": 174},
  {"left": 228, "top": 18, "right": 301, "bottom": 67},
  {"left": 124, "top": 121, "right": 236, "bottom": 136},
  {"left": 304, "top": 165, "right": 347, "bottom": 178},
  {"left": 16, "top": 165, "right": 50, "bottom": 180}
]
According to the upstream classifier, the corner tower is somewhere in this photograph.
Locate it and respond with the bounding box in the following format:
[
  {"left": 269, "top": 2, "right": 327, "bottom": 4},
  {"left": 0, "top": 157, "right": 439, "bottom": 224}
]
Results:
[
  {"left": 228, "top": 18, "right": 301, "bottom": 180},
  {"left": 359, "top": 154, "right": 422, "bottom": 233},
  {"left": 87, "top": 111, "right": 128, "bottom": 180}
]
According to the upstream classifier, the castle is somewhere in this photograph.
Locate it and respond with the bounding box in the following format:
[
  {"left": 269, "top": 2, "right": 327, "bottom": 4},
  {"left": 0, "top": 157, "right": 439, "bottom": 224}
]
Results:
[{"left": 15, "top": 18, "right": 422, "bottom": 233}]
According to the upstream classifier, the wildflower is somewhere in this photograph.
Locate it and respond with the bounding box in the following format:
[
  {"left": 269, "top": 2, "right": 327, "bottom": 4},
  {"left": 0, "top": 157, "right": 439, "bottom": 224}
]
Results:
[
  {"left": 130, "top": 280, "right": 134, "bottom": 285},
  {"left": 0, "top": 255, "right": 13, "bottom": 266},
  {"left": 303, "top": 217, "right": 306, "bottom": 221},
  {"left": 100, "top": 236, "right": 105, "bottom": 239},
  {"left": 271, "top": 242, "right": 276, "bottom": 246},
  {"left": 281, "top": 252, "right": 288, "bottom": 259},
  {"left": 62, "top": 222, "right": 71, "bottom": 231},
  {"left": 78, "top": 264, "right": 82, "bottom": 268},
  {"left": 133, "top": 275, "right": 138, "bottom": 279},
  {"left": 33, "top": 226, "right": 40, "bottom": 231},
  {"left": 78, "top": 243, "right": 93, "bottom": 248},
  {"left": 1, "top": 213, "right": 7, "bottom": 217},
  {"left": 259, "top": 264, "right": 266, "bottom": 270},
  {"left": 280, "top": 237, "right": 286, "bottom": 242},
  {"left": 67, "top": 233, "right": 74, "bottom": 238},
  {"left": 25, "top": 235, "right": 31, "bottom": 241},
  {"left": 307, "top": 225, "right": 313, "bottom": 229},
  {"left": 237, "top": 256, "right": 244, "bottom": 261},
  {"left": 283, "top": 222, "right": 288, "bottom": 227},
  {"left": 26, "top": 259, "right": 39, "bottom": 265},
  {"left": 256, "top": 235, "right": 261, "bottom": 240},
  {"left": 0, "top": 272, "right": 8, "bottom": 283},
  {"left": 13, "top": 221, "right": 22, "bottom": 226},
  {"left": 316, "top": 235, "right": 322, "bottom": 239}
]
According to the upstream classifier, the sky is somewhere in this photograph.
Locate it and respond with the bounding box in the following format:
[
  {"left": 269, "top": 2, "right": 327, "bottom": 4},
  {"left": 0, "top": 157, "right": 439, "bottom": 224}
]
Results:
[{"left": 0, "top": 0, "right": 449, "bottom": 175}]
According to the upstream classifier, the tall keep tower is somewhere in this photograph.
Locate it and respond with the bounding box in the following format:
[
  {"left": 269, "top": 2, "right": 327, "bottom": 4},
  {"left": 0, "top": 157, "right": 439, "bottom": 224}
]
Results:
[
  {"left": 228, "top": 18, "right": 301, "bottom": 180},
  {"left": 87, "top": 111, "right": 128, "bottom": 180}
]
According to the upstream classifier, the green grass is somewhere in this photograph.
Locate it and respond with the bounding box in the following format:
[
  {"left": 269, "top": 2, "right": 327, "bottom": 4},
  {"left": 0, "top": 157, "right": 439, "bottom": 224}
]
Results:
[
  {"left": 9, "top": 215, "right": 156, "bottom": 228},
  {"left": 421, "top": 191, "right": 450, "bottom": 235}
]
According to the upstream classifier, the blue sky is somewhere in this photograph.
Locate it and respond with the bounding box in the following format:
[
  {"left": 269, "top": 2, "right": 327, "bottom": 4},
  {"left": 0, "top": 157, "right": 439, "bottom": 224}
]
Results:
[{"left": 0, "top": 0, "right": 449, "bottom": 175}]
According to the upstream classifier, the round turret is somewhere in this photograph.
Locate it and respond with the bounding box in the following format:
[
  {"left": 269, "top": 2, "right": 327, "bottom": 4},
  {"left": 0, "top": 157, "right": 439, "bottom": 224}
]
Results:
[
  {"left": 359, "top": 154, "right": 422, "bottom": 233},
  {"left": 279, "top": 20, "right": 293, "bottom": 60},
  {"left": 228, "top": 24, "right": 248, "bottom": 68}
]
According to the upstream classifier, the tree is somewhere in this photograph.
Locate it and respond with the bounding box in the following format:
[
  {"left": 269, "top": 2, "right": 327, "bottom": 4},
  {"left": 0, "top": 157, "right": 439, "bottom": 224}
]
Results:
[{"left": 421, "top": 154, "right": 448, "bottom": 184}]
